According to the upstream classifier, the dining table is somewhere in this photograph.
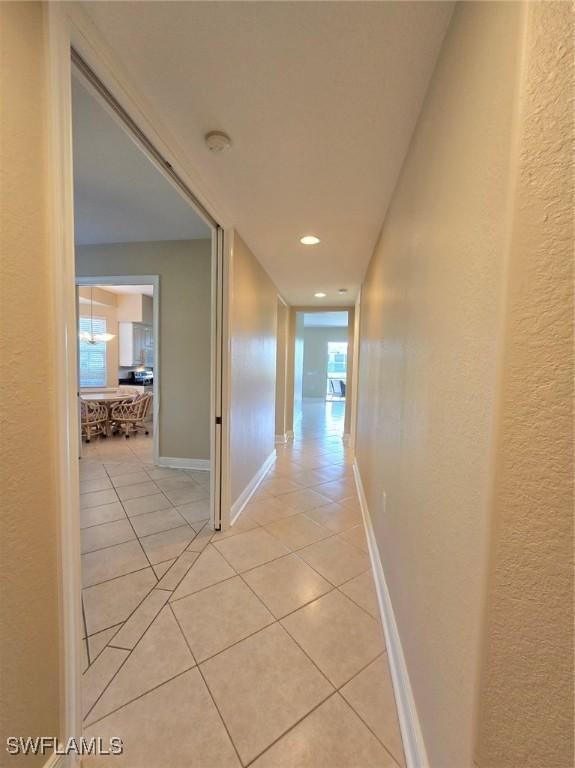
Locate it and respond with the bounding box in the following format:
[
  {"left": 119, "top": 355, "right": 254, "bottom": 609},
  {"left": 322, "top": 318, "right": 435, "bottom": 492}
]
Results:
[{"left": 81, "top": 392, "right": 136, "bottom": 436}]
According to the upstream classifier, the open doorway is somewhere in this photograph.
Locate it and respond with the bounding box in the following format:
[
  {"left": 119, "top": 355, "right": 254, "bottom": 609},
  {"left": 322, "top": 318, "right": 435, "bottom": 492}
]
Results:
[
  {"left": 77, "top": 280, "right": 157, "bottom": 457},
  {"left": 71, "top": 57, "right": 224, "bottom": 729},
  {"left": 289, "top": 310, "right": 353, "bottom": 442}
]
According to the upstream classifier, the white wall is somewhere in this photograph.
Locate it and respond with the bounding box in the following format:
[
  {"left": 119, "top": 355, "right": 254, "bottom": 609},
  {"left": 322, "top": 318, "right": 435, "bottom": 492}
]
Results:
[
  {"left": 228, "top": 232, "right": 278, "bottom": 506},
  {"left": 76, "top": 240, "right": 211, "bottom": 461},
  {"left": 302, "top": 325, "right": 348, "bottom": 398}
]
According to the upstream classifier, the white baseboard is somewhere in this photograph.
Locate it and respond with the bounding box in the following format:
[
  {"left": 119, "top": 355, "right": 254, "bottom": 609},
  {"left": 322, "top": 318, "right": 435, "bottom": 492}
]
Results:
[
  {"left": 352, "top": 459, "right": 429, "bottom": 768},
  {"left": 156, "top": 456, "right": 210, "bottom": 471},
  {"left": 230, "top": 449, "right": 276, "bottom": 525},
  {"left": 275, "top": 433, "right": 288, "bottom": 444}
]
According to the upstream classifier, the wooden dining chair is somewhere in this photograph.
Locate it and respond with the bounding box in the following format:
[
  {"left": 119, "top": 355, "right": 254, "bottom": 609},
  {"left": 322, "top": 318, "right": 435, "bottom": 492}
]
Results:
[
  {"left": 80, "top": 400, "right": 108, "bottom": 442},
  {"left": 110, "top": 393, "right": 153, "bottom": 438}
]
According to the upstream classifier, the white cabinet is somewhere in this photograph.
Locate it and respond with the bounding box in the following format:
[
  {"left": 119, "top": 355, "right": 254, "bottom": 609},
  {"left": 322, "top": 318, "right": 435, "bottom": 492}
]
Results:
[{"left": 119, "top": 322, "right": 153, "bottom": 366}]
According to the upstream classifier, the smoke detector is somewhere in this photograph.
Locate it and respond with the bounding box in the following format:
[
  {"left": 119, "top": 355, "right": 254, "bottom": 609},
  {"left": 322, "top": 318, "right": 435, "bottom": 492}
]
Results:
[
  {"left": 338, "top": 288, "right": 348, "bottom": 295},
  {"left": 205, "top": 131, "right": 232, "bottom": 153}
]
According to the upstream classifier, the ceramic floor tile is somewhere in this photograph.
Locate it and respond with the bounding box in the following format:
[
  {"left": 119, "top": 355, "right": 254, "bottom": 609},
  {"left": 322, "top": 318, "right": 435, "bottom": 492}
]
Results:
[
  {"left": 210, "top": 515, "right": 260, "bottom": 542},
  {"left": 154, "top": 476, "right": 200, "bottom": 492},
  {"left": 313, "top": 479, "right": 357, "bottom": 502},
  {"left": 164, "top": 484, "right": 209, "bottom": 505},
  {"left": 338, "top": 524, "right": 369, "bottom": 552},
  {"left": 145, "top": 467, "right": 188, "bottom": 481},
  {"left": 173, "top": 576, "right": 274, "bottom": 661},
  {"left": 81, "top": 489, "right": 119, "bottom": 510},
  {"left": 83, "top": 568, "right": 157, "bottom": 636},
  {"left": 139, "top": 525, "right": 195, "bottom": 564},
  {"left": 280, "top": 488, "right": 333, "bottom": 513},
  {"left": 243, "top": 496, "right": 298, "bottom": 525},
  {"left": 213, "top": 528, "right": 289, "bottom": 572},
  {"left": 80, "top": 477, "right": 113, "bottom": 494},
  {"left": 83, "top": 670, "right": 240, "bottom": 767},
  {"left": 110, "top": 470, "right": 152, "bottom": 488},
  {"left": 152, "top": 559, "right": 175, "bottom": 579},
  {"left": 262, "top": 476, "right": 304, "bottom": 496},
  {"left": 176, "top": 497, "right": 211, "bottom": 524},
  {"left": 341, "top": 656, "right": 405, "bottom": 766},
  {"left": 81, "top": 519, "right": 136, "bottom": 554},
  {"left": 243, "top": 553, "right": 332, "bottom": 619},
  {"left": 156, "top": 551, "right": 199, "bottom": 591},
  {"left": 282, "top": 591, "right": 384, "bottom": 687},
  {"left": 111, "top": 588, "right": 170, "bottom": 650},
  {"left": 122, "top": 493, "right": 172, "bottom": 517},
  {"left": 104, "top": 461, "right": 145, "bottom": 477},
  {"left": 264, "top": 514, "right": 333, "bottom": 551},
  {"left": 171, "top": 545, "right": 235, "bottom": 601},
  {"left": 129, "top": 507, "right": 188, "bottom": 538},
  {"left": 200, "top": 623, "right": 333, "bottom": 764},
  {"left": 81, "top": 501, "right": 126, "bottom": 529},
  {"left": 305, "top": 502, "right": 362, "bottom": 533},
  {"left": 186, "top": 522, "right": 214, "bottom": 551},
  {"left": 251, "top": 693, "right": 397, "bottom": 768},
  {"left": 339, "top": 571, "right": 380, "bottom": 619},
  {"left": 81, "top": 540, "right": 149, "bottom": 588},
  {"left": 88, "top": 626, "right": 121, "bottom": 664},
  {"left": 297, "top": 536, "right": 370, "bottom": 586},
  {"left": 116, "top": 481, "right": 159, "bottom": 502},
  {"left": 82, "top": 647, "right": 129, "bottom": 719},
  {"left": 88, "top": 606, "right": 195, "bottom": 724}
]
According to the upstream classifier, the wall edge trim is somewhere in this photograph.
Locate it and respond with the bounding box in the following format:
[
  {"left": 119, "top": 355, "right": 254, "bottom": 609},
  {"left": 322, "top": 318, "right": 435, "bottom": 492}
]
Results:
[
  {"left": 275, "top": 434, "right": 288, "bottom": 444},
  {"left": 157, "top": 456, "right": 210, "bottom": 471},
  {"left": 353, "top": 458, "right": 430, "bottom": 768},
  {"left": 230, "top": 449, "right": 276, "bottom": 524}
]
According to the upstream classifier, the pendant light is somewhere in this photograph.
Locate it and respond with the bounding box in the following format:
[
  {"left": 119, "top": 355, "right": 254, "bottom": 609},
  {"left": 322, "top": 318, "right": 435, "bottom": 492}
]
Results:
[{"left": 79, "top": 287, "right": 115, "bottom": 344}]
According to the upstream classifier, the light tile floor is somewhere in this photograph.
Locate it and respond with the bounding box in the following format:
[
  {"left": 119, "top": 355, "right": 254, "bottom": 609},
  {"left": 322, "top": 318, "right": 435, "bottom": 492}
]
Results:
[{"left": 81, "top": 400, "right": 405, "bottom": 767}]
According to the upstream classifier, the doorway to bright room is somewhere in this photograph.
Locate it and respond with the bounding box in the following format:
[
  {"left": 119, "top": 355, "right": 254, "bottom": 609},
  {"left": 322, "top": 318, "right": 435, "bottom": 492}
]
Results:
[{"left": 292, "top": 310, "right": 351, "bottom": 443}]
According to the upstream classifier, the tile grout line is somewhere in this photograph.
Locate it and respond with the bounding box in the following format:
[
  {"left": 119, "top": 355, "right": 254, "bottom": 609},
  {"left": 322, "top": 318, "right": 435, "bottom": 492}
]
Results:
[{"left": 167, "top": 603, "right": 246, "bottom": 768}]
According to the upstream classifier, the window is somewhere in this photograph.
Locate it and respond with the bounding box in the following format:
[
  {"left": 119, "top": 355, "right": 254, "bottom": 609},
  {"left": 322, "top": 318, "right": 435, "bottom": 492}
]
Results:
[
  {"left": 79, "top": 316, "right": 107, "bottom": 387},
  {"left": 326, "top": 341, "right": 347, "bottom": 398}
]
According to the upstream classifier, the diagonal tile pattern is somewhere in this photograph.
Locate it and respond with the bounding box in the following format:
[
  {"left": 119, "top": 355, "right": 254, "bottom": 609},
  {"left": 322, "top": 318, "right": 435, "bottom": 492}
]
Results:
[{"left": 80, "top": 401, "right": 405, "bottom": 766}]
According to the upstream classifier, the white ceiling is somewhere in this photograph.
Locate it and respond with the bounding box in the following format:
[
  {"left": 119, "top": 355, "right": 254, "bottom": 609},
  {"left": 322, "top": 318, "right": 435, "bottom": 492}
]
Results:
[
  {"left": 80, "top": 1, "right": 453, "bottom": 304},
  {"left": 72, "top": 78, "right": 212, "bottom": 245}
]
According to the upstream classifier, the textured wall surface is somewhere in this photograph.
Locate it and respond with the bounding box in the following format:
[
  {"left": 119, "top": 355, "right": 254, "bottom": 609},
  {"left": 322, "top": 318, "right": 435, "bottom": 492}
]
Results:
[
  {"left": 0, "top": 3, "right": 61, "bottom": 762},
  {"left": 355, "top": 3, "right": 522, "bottom": 765},
  {"left": 229, "top": 232, "right": 277, "bottom": 503},
  {"left": 477, "top": 3, "right": 574, "bottom": 766},
  {"left": 77, "top": 240, "right": 212, "bottom": 460}
]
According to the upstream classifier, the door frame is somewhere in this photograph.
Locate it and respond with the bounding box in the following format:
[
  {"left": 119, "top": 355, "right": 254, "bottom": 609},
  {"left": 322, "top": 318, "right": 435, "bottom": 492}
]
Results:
[
  {"left": 76, "top": 275, "right": 161, "bottom": 464},
  {"left": 46, "top": 4, "right": 229, "bottom": 755},
  {"left": 286, "top": 306, "right": 356, "bottom": 441}
]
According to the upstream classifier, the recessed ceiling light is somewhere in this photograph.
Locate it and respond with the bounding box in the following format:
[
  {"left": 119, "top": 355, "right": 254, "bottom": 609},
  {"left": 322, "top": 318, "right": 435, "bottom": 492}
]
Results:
[
  {"left": 300, "top": 235, "right": 320, "bottom": 245},
  {"left": 314, "top": 292, "right": 327, "bottom": 298},
  {"left": 205, "top": 131, "right": 232, "bottom": 152}
]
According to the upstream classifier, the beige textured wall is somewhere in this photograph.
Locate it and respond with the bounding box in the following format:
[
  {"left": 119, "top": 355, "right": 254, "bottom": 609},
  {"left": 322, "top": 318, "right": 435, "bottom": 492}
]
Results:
[
  {"left": 229, "top": 232, "right": 277, "bottom": 504},
  {"left": 275, "top": 300, "right": 289, "bottom": 438},
  {"left": 76, "top": 240, "right": 212, "bottom": 460},
  {"left": 477, "top": 3, "right": 574, "bottom": 766},
  {"left": 355, "top": 3, "right": 523, "bottom": 765},
  {"left": 0, "top": 2, "right": 62, "bottom": 762}
]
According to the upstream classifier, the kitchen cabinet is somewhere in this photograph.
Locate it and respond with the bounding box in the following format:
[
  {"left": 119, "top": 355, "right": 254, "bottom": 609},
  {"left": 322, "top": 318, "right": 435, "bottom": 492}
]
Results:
[{"left": 119, "top": 322, "right": 154, "bottom": 366}]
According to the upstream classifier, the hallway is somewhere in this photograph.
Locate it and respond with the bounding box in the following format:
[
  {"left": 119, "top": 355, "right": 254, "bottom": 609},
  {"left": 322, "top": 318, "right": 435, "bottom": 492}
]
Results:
[{"left": 80, "top": 401, "right": 405, "bottom": 767}]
